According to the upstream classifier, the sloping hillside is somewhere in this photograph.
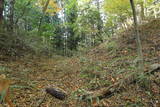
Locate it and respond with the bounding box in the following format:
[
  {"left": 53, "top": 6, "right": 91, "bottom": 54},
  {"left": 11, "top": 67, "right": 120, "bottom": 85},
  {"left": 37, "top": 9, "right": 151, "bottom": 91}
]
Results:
[{"left": 76, "top": 19, "right": 160, "bottom": 106}]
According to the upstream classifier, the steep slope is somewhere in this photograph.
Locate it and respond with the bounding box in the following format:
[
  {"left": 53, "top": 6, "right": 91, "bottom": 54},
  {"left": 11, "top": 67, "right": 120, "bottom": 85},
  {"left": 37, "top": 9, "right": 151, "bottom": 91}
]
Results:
[{"left": 78, "top": 19, "right": 160, "bottom": 106}]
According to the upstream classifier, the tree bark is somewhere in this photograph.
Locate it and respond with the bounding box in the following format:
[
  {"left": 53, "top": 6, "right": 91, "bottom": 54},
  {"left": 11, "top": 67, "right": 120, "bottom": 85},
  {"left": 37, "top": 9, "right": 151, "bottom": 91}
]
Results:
[
  {"left": 130, "top": 0, "right": 144, "bottom": 72},
  {"left": 96, "top": 0, "right": 103, "bottom": 42},
  {"left": 140, "top": 2, "right": 145, "bottom": 20},
  {"left": 8, "top": 0, "right": 15, "bottom": 32},
  {"left": 38, "top": 0, "right": 50, "bottom": 34},
  {"left": 0, "top": 0, "right": 4, "bottom": 25}
]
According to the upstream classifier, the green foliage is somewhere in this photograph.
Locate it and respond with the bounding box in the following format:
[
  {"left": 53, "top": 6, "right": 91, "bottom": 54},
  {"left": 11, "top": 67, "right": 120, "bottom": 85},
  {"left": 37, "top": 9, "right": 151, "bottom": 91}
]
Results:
[
  {"left": 41, "top": 23, "right": 55, "bottom": 37},
  {"left": 105, "top": 41, "right": 118, "bottom": 51},
  {"left": 14, "top": 0, "right": 42, "bottom": 34},
  {"left": 104, "top": 0, "right": 154, "bottom": 16},
  {"left": 1, "top": 0, "right": 107, "bottom": 56},
  {"left": 76, "top": 8, "right": 99, "bottom": 34},
  {"left": 73, "top": 88, "right": 100, "bottom": 106},
  {"left": 136, "top": 73, "right": 151, "bottom": 90},
  {"left": 0, "top": 66, "right": 9, "bottom": 72},
  {"left": 104, "top": 0, "right": 132, "bottom": 16},
  {"left": 0, "top": 0, "right": 158, "bottom": 57},
  {"left": 25, "top": 34, "right": 54, "bottom": 55},
  {"left": 103, "top": 0, "right": 156, "bottom": 38},
  {"left": 125, "top": 101, "right": 145, "bottom": 107},
  {"left": 65, "top": 0, "right": 78, "bottom": 15},
  {"left": 79, "top": 58, "right": 111, "bottom": 90},
  {"left": 75, "top": 7, "right": 103, "bottom": 47}
]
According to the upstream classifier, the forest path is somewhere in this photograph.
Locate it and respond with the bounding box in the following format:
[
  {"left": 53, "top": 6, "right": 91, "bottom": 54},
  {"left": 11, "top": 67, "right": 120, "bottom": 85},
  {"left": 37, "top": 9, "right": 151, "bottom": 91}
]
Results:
[{"left": 1, "top": 56, "right": 83, "bottom": 107}]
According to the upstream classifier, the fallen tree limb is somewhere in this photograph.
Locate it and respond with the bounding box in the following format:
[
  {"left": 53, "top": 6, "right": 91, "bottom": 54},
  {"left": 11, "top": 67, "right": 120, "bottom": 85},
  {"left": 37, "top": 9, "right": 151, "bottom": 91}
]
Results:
[
  {"left": 81, "top": 64, "right": 160, "bottom": 101},
  {"left": 146, "top": 63, "right": 160, "bottom": 74},
  {"left": 81, "top": 73, "right": 137, "bottom": 100}
]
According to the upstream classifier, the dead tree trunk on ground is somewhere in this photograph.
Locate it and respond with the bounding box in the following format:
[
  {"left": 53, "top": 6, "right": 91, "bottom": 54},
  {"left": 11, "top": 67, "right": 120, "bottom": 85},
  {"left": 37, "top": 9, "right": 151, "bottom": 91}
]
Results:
[{"left": 81, "top": 64, "right": 160, "bottom": 100}]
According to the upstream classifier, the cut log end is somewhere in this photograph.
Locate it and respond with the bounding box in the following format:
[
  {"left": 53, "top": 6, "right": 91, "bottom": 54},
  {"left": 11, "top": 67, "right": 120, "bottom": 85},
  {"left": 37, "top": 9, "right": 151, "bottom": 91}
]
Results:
[{"left": 45, "top": 88, "right": 67, "bottom": 100}]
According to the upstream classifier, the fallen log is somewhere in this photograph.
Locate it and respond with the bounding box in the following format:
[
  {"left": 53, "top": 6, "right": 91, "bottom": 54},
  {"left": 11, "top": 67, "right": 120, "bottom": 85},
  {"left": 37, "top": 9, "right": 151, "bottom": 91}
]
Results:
[
  {"left": 147, "top": 63, "right": 160, "bottom": 74},
  {"left": 81, "top": 63, "right": 160, "bottom": 101},
  {"left": 45, "top": 87, "right": 67, "bottom": 100},
  {"left": 81, "top": 74, "right": 136, "bottom": 101}
]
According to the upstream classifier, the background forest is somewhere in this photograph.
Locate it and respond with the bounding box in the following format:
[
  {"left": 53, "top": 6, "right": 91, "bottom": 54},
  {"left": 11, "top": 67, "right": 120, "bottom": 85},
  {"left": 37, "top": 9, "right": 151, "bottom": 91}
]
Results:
[
  {"left": 0, "top": 0, "right": 158, "bottom": 56},
  {"left": 0, "top": 0, "right": 160, "bottom": 106}
]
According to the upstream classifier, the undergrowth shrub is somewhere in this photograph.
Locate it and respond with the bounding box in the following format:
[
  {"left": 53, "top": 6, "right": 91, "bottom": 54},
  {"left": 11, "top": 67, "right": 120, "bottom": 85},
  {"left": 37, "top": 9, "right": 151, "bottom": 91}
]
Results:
[
  {"left": 0, "top": 30, "right": 54, "bottom": 57},
  {"left": 125, "top": 101, "right": 145, "bottom": 107},
  {"left": 136, "top": 73, "right": 151, "bottom": 91},
  {"left": 101, "top": 40, "right": 118, "bottom": 52},
  {"left": 79, "top": 58, "right": 111, "bottom": 89},
  {"left": 73, "top": 88, "right": 101, "bottom": 107},
  {"left": 0, "top": 66, "right": 10, "bottom": 72}
]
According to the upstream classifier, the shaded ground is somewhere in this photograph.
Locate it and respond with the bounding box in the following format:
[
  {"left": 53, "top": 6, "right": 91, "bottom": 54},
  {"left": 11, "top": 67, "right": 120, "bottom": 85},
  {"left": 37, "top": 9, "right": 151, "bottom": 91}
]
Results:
[{"left": 0, "top": 56, "right": 85, "bottom": 106}]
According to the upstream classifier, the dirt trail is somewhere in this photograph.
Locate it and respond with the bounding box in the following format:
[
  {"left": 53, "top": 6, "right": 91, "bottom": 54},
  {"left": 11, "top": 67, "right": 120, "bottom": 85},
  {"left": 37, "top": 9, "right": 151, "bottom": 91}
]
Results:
[{"left": 0, "top": 56, "right": 83, "bottom": 107}]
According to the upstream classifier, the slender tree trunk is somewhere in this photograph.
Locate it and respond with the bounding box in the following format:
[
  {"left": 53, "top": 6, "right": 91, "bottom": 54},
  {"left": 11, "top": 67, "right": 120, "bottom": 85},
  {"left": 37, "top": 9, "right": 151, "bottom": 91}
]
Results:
[
  {"left": 38, "top": 0, "right": 50, "bottom": 34},
  {"left": 96, "top": 0, "right": 103, "bottom": 42},
  {"left": 38, "top": 16, "right": 43, "bottom": 34},
  {"left": 130, "top": 0, "right": 144, "bottom": 71},
  {"left": 0, "top": 0, "right": 4, "bottom": 29},
  {"left": 8, "top": 0, "right": 15, "bottom": 32},
  {"left": 140, "top": 2, "right": 145, "bottom": 20},
  {"left": 143, "top": 0, "right": 147, "bottom": 17}
]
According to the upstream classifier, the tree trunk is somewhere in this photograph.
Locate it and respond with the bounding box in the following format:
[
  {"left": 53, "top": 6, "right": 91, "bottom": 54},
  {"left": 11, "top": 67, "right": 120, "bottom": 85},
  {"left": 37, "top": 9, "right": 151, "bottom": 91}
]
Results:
[
  {"left": 130, "top": 0, "right": 144, "bottom": 71},
  {"left": 8, "top": 0, "right": 15, "bottom": 32},
  {"left": 96, "top": 0, "right": 103, "bottom": 42},
  {"left": 140, "top": 2, "right": 145, "bottom": 20},
  {"left": 38, "top": 0, "right": 50, "bottom": 34},
  {"left": 0, "top": 0, "right": 4, "bottom": 26}
]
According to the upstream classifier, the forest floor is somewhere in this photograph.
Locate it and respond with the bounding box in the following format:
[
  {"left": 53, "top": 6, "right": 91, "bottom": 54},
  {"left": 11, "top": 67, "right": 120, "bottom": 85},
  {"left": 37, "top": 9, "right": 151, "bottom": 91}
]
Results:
[{"left": 0, "top": 19, "right": 160, "bottom": 107}]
